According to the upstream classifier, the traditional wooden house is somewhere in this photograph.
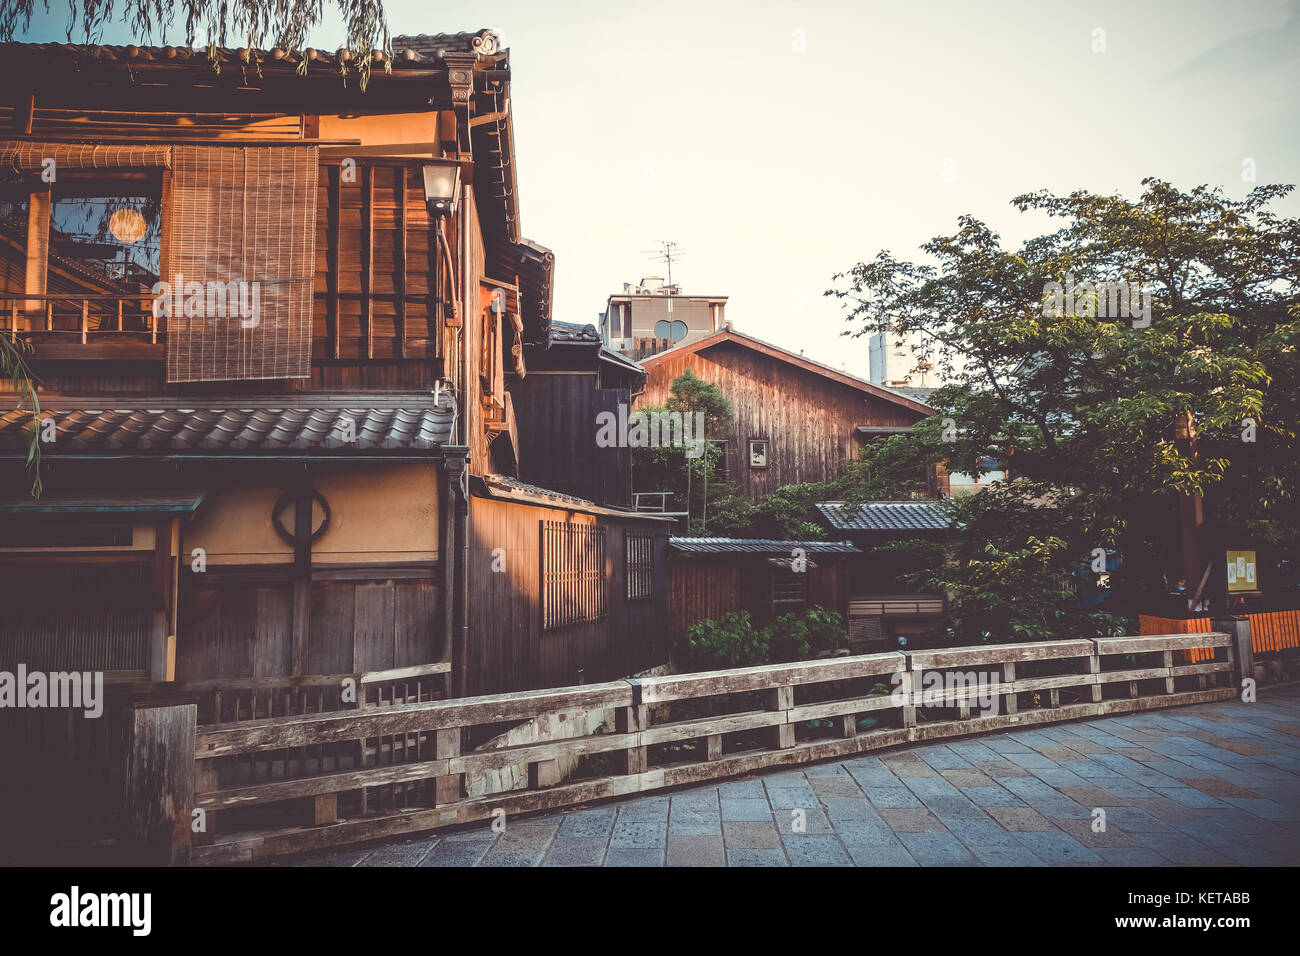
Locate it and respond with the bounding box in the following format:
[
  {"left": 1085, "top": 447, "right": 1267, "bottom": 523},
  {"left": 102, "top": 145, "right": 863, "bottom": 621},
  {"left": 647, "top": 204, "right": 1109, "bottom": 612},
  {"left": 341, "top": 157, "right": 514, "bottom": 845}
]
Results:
[
  {"left": 634, "top": 325, "right": 935, "bottom": 498},
  {"left": 815, "top": 500, "right": 951, "bottom": 652},
  {"left": 0, "top": 29, "right": 671, "bottom": 768},
  {"left": 667, "top": 537, "right": 859, "bottom": 644}
]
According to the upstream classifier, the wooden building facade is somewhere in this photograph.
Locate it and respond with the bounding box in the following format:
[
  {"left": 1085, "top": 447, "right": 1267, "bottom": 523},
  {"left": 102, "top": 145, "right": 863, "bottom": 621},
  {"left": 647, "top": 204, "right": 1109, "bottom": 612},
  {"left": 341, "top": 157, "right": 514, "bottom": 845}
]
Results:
[
  {"left": 667, "top": 537, "right": 857, "bottom": 644},
  {"left": 0, "top": 29, "right": 670, "bottom": 708},
  {"left": 635, "top": 327, "right": 934, "bottom": 498}
]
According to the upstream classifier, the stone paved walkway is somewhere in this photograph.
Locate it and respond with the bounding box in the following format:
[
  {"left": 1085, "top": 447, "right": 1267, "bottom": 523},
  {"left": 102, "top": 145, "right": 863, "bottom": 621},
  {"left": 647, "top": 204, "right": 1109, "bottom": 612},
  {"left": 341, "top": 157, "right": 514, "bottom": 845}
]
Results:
[{"left": 288, "top": 686, "right": 1300, "bottom": 867}]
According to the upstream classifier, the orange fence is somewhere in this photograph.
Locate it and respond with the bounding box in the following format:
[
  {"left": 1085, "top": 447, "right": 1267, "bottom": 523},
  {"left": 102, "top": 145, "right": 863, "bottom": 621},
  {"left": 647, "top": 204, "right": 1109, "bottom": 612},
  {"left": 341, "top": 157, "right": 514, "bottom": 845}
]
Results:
[{"left": 1139, "top": 610, "right": 1300, "bottom": 662}]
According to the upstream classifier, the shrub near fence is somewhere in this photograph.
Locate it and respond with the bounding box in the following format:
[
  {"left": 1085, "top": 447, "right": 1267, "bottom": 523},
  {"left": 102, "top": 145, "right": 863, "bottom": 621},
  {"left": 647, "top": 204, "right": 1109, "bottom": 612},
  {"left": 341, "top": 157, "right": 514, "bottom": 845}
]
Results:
[{"left": 103, "top": 623, "right": 1250, "bottom": 865}]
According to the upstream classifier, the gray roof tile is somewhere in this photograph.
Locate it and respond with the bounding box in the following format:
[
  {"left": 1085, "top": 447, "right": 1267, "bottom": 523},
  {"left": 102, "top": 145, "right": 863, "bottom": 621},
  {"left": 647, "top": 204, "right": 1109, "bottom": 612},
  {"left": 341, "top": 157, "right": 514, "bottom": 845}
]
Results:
[
  {"left": 0, "top": 402, "right": 454, "bottom": 455},
  {"left": 669, "top": 537, "right": 860, "bottom": 555},
  {"left": 815, "top": 501, "right": 950, "bottom": 532}
]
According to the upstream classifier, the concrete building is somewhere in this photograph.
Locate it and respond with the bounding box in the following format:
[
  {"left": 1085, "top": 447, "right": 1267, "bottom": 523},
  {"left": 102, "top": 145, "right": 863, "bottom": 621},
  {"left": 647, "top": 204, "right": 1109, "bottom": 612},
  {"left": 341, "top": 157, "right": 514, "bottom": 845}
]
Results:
[{"left": 599, "top": 276, "right": 727, "bottom": 359}]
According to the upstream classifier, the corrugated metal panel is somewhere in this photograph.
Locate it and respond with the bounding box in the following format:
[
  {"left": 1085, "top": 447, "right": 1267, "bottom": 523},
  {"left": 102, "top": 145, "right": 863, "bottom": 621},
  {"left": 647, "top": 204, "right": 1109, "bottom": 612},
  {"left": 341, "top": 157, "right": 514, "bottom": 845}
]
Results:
[
  {"left": 669, "top": 537, "right": 860, "bottom": 555},
  {"left": 816, "top": 501, "right": 949, "bottom": 532}
]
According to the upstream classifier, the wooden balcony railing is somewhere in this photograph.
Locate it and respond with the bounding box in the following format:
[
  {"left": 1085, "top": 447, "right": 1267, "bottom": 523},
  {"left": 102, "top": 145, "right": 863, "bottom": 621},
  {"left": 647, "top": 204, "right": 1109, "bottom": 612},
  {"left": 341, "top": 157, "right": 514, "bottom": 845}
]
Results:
[
  {"left": 105, "top": 624, "right": 1248, "bottom": 865},
  {"left": 1, "top": 293, "right": 163, "bottom": 355}
]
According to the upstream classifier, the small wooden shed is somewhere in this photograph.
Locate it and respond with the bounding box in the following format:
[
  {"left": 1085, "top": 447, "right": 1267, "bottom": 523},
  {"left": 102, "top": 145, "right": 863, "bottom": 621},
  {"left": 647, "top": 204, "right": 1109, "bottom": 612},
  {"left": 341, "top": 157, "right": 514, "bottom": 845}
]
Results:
[{"left": 667, "top": 537, "right": 860, "bottom": 643}]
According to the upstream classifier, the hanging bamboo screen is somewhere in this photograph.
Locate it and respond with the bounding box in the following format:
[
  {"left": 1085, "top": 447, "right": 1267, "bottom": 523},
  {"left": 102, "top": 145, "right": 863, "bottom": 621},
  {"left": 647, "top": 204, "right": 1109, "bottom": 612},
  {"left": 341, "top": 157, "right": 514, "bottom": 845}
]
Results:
[
  {"left": 164, "top": 145, "right": 319, "bottom": 382},
  {"left": 0, "top": 140, "right": 172, "bottom": 171}
]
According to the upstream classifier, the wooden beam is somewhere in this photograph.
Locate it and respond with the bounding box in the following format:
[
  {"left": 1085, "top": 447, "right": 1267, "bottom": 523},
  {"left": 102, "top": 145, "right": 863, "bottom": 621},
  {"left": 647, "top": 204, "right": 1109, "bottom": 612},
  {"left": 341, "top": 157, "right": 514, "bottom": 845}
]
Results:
[
  {"left": 326, "top": 165, "right": 341, "bottom": 359},
  {"left": 361, "top": 164, "right": 374, "bottom": 360},
  {"left": 397, "top": 165, "right": 408, "bottom": 359},
  {"left": 289, "top": 471, "right": 313, "bottom": 676}
]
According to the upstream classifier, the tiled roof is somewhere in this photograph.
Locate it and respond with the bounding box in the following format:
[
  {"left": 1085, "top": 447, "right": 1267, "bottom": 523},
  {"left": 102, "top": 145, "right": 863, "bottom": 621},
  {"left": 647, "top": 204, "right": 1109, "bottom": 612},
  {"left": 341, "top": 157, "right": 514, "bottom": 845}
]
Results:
[
  {"left": 477, "top": 474, "right": 672, "bottom": 521},
  {"left": 0, "top": 29, "right": 504, "bottom": 74},
  {"left": 815, "top": 501, "right": 950, "bottom": 532},
  {"left": 0, "top": 400, "right": 454, "bottom": 455},
  {"left": 669, "top": 537, "right": 860, "bottom": 555},
  {"left": 0, "top": 492, "right": 206, "bottom": 514},
  {"left": 549, "top": 321, "right": 601, "bottom": 344}
]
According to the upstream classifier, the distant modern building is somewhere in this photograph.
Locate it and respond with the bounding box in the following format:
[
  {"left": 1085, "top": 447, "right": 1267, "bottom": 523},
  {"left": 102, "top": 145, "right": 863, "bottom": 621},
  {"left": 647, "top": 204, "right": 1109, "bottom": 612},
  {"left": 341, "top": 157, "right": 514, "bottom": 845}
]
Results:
[
  {"left": 599, "top": 276, "right": 728, "bottom": 359},
  {"left": 868, "top": 329, "right": 939, "bottom": 401}
]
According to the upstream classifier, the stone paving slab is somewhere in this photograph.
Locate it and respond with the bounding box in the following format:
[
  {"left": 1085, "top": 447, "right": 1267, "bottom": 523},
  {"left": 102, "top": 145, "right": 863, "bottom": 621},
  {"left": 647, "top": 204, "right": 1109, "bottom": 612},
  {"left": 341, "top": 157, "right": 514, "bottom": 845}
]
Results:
[{"left": 286, "top": 686, "right": 1300, "bottom": 868}]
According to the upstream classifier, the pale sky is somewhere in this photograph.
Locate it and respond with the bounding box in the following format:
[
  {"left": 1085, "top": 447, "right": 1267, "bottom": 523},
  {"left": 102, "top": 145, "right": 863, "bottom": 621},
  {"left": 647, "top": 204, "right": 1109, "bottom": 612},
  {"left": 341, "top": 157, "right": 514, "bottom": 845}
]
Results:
[{"left": 19, "top": 0, "right": 1300, "bottom": 378}]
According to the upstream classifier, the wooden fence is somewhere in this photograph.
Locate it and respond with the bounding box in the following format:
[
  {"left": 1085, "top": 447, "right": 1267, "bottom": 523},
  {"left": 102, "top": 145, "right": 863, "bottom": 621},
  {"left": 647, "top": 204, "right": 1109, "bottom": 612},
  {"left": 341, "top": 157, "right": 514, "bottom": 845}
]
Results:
[
  {"left": 1140, "top": 609, "right": 1300, "bottom": 662},
  {"left": 0, "top": 662, "right": 448, "bottom": 864},
  {"left": 113, "top": 624, "right": 1250, "bottom": 865}
]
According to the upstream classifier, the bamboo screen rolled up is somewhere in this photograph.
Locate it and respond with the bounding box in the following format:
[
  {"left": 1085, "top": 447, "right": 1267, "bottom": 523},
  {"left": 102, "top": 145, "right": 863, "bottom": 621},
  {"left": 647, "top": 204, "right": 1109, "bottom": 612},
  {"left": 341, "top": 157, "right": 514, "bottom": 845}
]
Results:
[
  {"left": 0, "top": 140, "right": 172, "bottom": 171},
  {"left": 164, "top": 144, "right": 319, "bottom": 382}
]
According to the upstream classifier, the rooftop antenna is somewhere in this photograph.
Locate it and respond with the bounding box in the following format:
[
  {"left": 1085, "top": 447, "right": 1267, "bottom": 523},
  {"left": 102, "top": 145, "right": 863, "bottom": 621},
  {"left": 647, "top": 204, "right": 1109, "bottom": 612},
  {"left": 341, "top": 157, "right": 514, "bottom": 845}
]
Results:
[{"left": 641, "top": 240, "right": 684, "bottom": 288}]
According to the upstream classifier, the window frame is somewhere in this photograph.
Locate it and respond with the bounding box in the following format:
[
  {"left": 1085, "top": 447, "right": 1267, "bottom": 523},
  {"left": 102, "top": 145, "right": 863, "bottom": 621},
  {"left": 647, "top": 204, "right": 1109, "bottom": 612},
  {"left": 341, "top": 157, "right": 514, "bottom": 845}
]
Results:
[
  {"left": 624, "top": 528, "right": 657, "bottom": 602},
  {"left": 541, "top": 520, "right": 608, "bottom": 632}
]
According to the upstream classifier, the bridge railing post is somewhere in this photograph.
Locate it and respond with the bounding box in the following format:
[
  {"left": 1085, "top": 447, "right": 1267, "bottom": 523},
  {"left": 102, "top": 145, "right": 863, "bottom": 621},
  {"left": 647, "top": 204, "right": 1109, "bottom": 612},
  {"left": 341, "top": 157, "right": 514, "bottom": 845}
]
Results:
[
  {"left": 1213, "top": 616, "right": 1252, "bottom": 690},
  {"left": 124, "top": 698, "right": 196, "bottom": 866}
]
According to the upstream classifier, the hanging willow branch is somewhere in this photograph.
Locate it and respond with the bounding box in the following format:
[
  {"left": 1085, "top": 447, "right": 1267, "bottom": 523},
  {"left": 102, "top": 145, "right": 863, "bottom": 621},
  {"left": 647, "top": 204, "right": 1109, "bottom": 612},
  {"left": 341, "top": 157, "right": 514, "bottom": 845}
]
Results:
[
  {"left": 0, "top": 0, "right": 391, "bottom": 89},
  {"left": 0, "top": 333, "right": 41, "bottom": 497}
]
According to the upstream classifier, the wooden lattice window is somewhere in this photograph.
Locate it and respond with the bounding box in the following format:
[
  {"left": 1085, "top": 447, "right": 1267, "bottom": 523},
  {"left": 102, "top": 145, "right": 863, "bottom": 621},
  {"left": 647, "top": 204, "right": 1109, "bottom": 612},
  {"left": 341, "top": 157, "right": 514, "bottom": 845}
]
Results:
[
  {"left": 772, "top": 569, "right": 807, "bottom": 613},
  {"left": 542, "top": 521, "right": 607, "bottom": 631},
  {"left": 625, "top": 530, "right": 656, "bottom": 601}
]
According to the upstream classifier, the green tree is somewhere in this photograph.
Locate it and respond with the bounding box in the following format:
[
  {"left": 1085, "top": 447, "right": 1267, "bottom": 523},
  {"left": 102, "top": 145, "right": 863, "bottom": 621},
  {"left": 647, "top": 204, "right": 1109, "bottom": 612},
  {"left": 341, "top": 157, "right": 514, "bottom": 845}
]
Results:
[
  {"left": 633, "top": 370, "right": 736, "bottom": 528},
  {"left": 828, "top": 179, "right": 1300, "bottom": 626}
]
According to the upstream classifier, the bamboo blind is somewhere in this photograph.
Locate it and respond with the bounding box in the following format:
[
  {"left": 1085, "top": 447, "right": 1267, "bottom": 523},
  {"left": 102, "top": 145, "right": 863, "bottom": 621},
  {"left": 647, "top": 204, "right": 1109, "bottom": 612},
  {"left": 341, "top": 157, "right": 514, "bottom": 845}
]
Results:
[
  {"left": 0, "top": 140, "right": 172, "bottom": 171},
  {"left": 164, "top": 144, "right": 319, "bottom": 382}
]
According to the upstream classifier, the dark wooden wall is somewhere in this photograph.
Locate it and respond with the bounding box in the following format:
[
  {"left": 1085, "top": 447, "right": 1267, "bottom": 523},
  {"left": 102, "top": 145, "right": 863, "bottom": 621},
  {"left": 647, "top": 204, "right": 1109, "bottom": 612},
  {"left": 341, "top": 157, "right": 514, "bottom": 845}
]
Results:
[
  {"left": 466, "top": 496, "right": 669, "bottom": 695},
  {"left": 638, "top": 341, "right": 926, "bottom": 497},
  {"left": 668, "top": 555, "right": 848, "bottom": 643},
  {"left": 0, "top": 557, "right": 153, "bottom": 670},
  {"left": 510, "top": 373, "right": 631, "bottom": 507},
  {"left": 177, "top": 570, "right": 440, "bottom": 680}
]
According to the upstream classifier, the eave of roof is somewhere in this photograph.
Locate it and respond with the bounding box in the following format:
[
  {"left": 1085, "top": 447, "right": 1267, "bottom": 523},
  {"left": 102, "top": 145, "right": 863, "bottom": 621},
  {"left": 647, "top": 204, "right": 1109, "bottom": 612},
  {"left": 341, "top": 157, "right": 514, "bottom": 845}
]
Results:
[
  {"left": 474, "top": 474, "right": 673, "bottom": 521},
  {"left": 0, "top": 491, "right": 206, "bottom": 514},
  {"left": 668, "top": 537, "right": 860, "bottom": 555},
  {"left": 639, "top": 328, "right": 934, "bottom": 416},
  {"left": 0, "top": 397, "right": 455, "bottom": 456},
  {"left": 815, "top": 500, "right": 951, "bottom": 532},
  {"left": 0, "top": 29, "right": 506, "bottom": 80}
]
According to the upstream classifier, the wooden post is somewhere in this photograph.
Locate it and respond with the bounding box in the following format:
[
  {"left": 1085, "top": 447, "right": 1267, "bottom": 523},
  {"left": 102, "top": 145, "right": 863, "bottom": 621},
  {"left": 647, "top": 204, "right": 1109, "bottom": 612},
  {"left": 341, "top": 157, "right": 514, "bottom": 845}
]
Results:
[
  {"left": 124, "top": 700, "right": 196, "bottom": 866},
  {"left": 529, "top": 760, "right": 562, "bottom": 788},
  {"left": 764, "top": 686, "right": 794, "bottom": 749},
  {"left": 1047, "top": 688, "right": 1060, "bottom": 709},
  {"left": 1087, "top": 655, "right": 1103, "bottom": 703},
  {"left": 838, "top": 714, "right": 857, "bottom": 738},
  {"left": 1001, "top": 662, "right": 1018, "bottom": 715},
  {"left": 1161, "top": 650, "right": 1176, "bottom": 694},
  {"left": 900, "top": 670, "right": 917, "bottom": 729},
  {"left": 434, "top": 728, "right": 461, "bottom": 806},
  {"left": 616, "top": 703, "right": 648, "bottom": 774},
  {"left": 1214, "top": 616, "right": 1253, "bottom": 690},
  {"left": 289, "top": 472, "right": 313, "bottom": 676},
  {"left": 705, "top": 734, "right": 724, "bottom": 759}
]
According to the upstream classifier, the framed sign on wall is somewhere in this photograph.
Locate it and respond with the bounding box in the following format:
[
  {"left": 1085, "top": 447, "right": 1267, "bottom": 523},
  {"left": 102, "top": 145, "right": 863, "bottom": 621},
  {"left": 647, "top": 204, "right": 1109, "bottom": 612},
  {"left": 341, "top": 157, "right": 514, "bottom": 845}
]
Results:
[{"left": 1226, "top": 549, "right": 1259, "bottom": 594}]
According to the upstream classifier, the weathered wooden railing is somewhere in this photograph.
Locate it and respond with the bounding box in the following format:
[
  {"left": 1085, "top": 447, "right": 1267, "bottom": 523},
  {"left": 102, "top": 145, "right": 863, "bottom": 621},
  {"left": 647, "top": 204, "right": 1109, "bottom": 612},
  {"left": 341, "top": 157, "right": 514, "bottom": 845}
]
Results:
[
  {"left": 2, "top": 292, "right": 162, "bottom": 343},
  {"left": 124, "top": 624, "right": 1250, "bottom": 865}
]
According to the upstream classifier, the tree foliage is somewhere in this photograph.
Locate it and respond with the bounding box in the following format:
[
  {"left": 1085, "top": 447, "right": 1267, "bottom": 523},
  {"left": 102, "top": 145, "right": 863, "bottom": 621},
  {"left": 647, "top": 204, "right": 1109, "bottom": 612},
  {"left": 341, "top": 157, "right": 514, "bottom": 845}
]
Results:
[{"left": 828, "top": 178, "right": 1300, "bottom": 623}]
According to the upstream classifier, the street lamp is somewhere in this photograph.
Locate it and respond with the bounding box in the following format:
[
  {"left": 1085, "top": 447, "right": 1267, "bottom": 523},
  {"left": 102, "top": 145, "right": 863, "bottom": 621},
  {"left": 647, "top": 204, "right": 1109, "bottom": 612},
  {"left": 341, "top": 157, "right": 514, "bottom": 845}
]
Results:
[{"left": 422, "top": 162, "right": 461, "bottom": 218}]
